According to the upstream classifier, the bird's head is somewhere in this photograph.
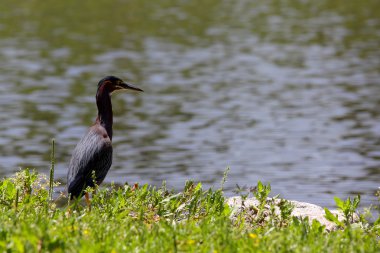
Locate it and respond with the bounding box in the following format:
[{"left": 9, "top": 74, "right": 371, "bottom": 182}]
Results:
[{"left": 97, "top": 76, "right": 143, "bottom": 95}]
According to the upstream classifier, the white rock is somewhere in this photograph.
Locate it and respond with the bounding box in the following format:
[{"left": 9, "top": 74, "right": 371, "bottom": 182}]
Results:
[{"left": 226, "top": 196, "right": 359, "bottom": 231}]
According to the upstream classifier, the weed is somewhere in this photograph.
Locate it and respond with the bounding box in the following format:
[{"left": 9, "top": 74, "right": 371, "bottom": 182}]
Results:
[
  {"left": 324, "top": 195, "right": 360, "bottom": 228},
  {"left": 0, "top": 170, "right": 378, "bottom": 252},
  {"left": 49, "top": 139, "right": 55, "bottom": 201}
]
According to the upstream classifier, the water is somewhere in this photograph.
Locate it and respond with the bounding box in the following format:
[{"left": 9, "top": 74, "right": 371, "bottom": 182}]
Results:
[{"left": 0, "top": 1, "right": 379, "bottom": 207}]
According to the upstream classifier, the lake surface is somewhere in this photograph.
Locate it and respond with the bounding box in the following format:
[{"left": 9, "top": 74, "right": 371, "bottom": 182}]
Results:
[{"left": 0, "top": 1, "right": 379, "bottom": 207}]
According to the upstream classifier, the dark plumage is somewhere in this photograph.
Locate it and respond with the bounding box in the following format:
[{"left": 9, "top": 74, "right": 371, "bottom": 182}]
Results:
[{"left": 67, "top": 76, "right": 143, "bottom": 199}]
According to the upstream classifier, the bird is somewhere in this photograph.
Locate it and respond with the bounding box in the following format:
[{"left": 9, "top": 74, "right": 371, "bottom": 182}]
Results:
[{"left": 67, "top": 76, "right": 143, "bottom": 202}]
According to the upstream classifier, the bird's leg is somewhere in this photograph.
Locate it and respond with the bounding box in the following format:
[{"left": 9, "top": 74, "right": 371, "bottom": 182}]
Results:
[
  {"left": 132, "top": 183, "right": 139, "bottom": 191},
  {"left": 85, "top": 192, "right": 91, "bottom": 211}
]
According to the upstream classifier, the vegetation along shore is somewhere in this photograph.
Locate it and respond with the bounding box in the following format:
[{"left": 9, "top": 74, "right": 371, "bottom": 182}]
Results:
[{"left": 0, "top": 168, "right": 378, "bottom": 252}]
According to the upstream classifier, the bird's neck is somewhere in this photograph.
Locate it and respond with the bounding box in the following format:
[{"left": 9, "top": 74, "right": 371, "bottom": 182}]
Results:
[{"left": 96, "top": 88, "right": 113, "bottom": 140}]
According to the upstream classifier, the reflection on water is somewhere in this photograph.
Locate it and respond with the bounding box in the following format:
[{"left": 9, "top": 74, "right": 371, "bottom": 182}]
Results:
[{"left": 0, "top": 0, "right": 379, "bottom": 207}]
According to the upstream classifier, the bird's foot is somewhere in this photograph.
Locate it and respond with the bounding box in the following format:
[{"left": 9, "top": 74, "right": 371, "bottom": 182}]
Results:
[
  {"left": 132, "top": 183, "right": 139, "bottom": 191},
  {"left": 85, "top": 192, "right": 91, "bottom": 211}
]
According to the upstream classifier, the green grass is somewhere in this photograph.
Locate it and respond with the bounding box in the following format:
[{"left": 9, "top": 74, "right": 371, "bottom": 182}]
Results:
[{"left": 0, "top": 169, "right": 379, "bottom": 253}]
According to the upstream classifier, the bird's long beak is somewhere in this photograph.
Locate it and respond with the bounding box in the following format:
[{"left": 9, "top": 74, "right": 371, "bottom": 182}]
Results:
[{"left": 119, "top": 82, "right": 144, "bottom": 92}]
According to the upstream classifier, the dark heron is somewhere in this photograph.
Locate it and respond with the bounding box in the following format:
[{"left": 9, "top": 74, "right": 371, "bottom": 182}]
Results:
[{"left": 67, "top": 76, "right": 143, "bottom": 202}]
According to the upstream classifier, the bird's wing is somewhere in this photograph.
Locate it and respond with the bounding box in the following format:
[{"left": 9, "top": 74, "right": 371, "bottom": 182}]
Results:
[{"left": 67, "top": 128, "right": 112, "bottom": 196}]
